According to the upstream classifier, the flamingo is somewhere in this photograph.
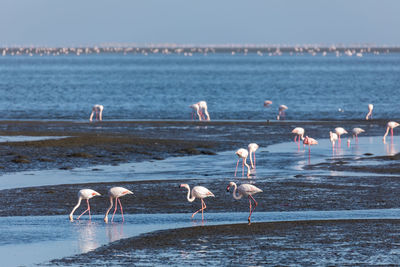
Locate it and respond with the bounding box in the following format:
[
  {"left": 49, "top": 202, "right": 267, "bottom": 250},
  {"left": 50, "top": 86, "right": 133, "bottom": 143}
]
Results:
[
  {"left": 366, "top": 104, "right": 373, "bottom": 120},
  {"left": 247, "top": 143, "right": 259, "bottom": 169},
  {"left": 292, "top": 127, "right": 305, "bottom": 143},
  {"left": 89, "top": 104, "right": 104, "bottom": 122},
  {"left": 234, "top": 148, "right": 251, "bottom": 178},
  {"left": 104, "top": 187, "right": 133, "bottom": 223},
  {"left": 276, "top": 105, "right": 288, "bottom": 120},
  {"left": 352, "top": 128, "right": 365, "bottom": 142},
  {"left": 226, "top": 182, "right": 262, "bottom": 224},
  {"left": 383, "top": 121, "right": 400, "bottom": 142},
  {"left": 329, "top": 131, "right": 338, "bottom": 149},
  {"left": 263, "top": 100, "right": 273, "bottom": 107},
  {"left": 180, "top": 184, "right": 214, "bottom": 220},
  {"left": 197, "top": 101, "right": 210, "bottom": 121},
  {"left": 335, "top": 127, "right": 348, "bottom": 144},
  {"left": 303, "top": 136, "right": 318, "bottom": 161},
  {"left": 189, "top": 103, "right": 201, "bottom": 121},
  {"left": 69, "top": 189, "right": 101, "bottom": 222}
]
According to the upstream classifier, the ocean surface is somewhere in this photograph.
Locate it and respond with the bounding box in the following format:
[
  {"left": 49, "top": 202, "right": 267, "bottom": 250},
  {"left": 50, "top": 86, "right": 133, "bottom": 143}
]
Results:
[{"left": 0, "top": 53, "right": 399, "bottom": 121}]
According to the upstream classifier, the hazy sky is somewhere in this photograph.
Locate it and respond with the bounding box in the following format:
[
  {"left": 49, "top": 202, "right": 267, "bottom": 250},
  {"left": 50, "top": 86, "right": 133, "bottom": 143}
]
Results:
[{"left": 1, "top": 0, "right": 399, "bottom": 46}]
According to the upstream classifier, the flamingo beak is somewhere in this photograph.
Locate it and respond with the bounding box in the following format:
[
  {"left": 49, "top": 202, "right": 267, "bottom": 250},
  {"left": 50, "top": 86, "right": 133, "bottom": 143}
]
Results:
[{"left": 226, "top": 185, "right": 230, "bottom": 192}]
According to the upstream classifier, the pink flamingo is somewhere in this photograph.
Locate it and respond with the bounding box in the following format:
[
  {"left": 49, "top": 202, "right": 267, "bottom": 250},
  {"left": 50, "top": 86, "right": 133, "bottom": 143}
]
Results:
[
  {"left": 335, "top": 127, "right": 348, "bottom": 144},
  {"left": 189, "top": 103, "right": 201, "bottom": 120},
  {"left": 383, "top": 121, "right": 400, "bottom": 143},
  {"left": 69, "top": 189, "right": 101, "bottom": 222},
  {"left": 292, "top": 127, "right": 305, "bottom": 143},
  {"left": 365, "top": 104, "right": 373, "bottom": 120},
  {"left": 227, "top": 182, "right": 262, "bottom": 224},
  {"left": 329, "top": 131, "right": 338, "bottom": 150},
  {"left": 89, "top": 104, "right": 104, "bottom": 122},
  {"left": 276, "top": 105, "right": 288, "bottom": 120},
  {"left": 303, "top": 136, "right": 318, "bottom": 161},
  {"left": 104, "top": 187, "right": 133, "bottom": 223},
  {"left": 234, "top": 148, "right": 251, "bottom": 178},
  {"left": 352, "top": 128, "right": 365, "bottom": 143},
  {"left": 180, "top": 184, "right": 214, "bottom": 220},
  {"left": 247, "top": 143, "right": 259, "bottom": 169},
  {"left": 263, "top": 100, "right": 273, "bottom": 107},
  {"left": 196, "top": 101, "right": 210, "bottom": 121}
]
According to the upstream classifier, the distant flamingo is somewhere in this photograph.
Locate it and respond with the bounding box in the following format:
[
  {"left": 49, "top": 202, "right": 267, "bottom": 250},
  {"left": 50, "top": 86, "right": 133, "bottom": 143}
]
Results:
[
  {"left": 247, "top": 143, "right": 259, "bottom": 169},
  {"left": 352, "top": 128, "right": 365, "bottom": 142},
  {"left": 180, "top": 184, "right": 215, "bottom": 220},
  {"left": 263, "top": 100, "right": 273, "bottom": 107},
  {"left": 303, "top": 136, "right": 318, "bottom": 161},
  {"left": 89, "top": 104, "right": 104, "bottom": 122},
  {"left": 197, "top": 101, "right": 210, "bottom": 121},
  {"left": 189, "top": 103, "right": 201, "bottom": 120},
  {"left": 104, "top": 187, "right": 133, "bottom": 223},
  {"left": 292, "top": 127, "right": 305, "bottom": 143},
  {"left": 329, "top": 131, "right": 338, "bottom": 149},
  {"left": 234, "top": 148, "right": 251, "bottom": 177},
  {"left": 365, "top": 104, "right": 373, "bottom": 120},
  {"left": 277, "top": 105, "right": 288, "bottom": 120},
  {"left": 383, "top": 121, "right": 400, "bottom": 142},
  {"left": 69, "top": 189, "right": 101, "bottom": 222},
  {"left": 335, "top": 127, "right": 348, "bottom": 144},
  {"left": 226, "top": 182, "right": 262, "bottom": 224}
]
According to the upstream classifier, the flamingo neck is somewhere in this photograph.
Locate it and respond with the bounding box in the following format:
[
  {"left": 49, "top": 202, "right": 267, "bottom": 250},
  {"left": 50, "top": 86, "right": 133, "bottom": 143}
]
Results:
[
  {"left": 104, "top": 196, "right": 114, "bottom": 222},
  {"left": 232, "top": 184, "right": 242, "bottom": 200},
  {"left": 185, "top": 186, "right": 196, "bottom": 202},
  {"left": 70, "top": 197, "right": 82, "bottom": 218}
]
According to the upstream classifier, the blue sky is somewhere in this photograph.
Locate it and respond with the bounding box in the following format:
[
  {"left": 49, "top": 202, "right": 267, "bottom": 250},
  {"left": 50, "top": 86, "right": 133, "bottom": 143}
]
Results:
[{"left": 1, "top": 0, "right": 399, "bottom": 46}]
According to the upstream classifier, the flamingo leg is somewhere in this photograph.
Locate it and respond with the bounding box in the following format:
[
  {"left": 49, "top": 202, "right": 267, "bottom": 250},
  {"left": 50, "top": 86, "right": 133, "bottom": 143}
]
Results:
[
  {"left": 391, "top": 128, "right": 393, "bottom": 138},
  {"left": 294, "top": 136, "right": 297, "bottom": 143},
  {"left": 248, "top": 195, "right": 258, "bottom": 224},
  {"left": 253, "top": 152, "right": 256, "bottom": 169},
  {"left": 234, "top": 159, "right": 240, "bottom": 177},
  {"left": 118, "top": 198, "right": 124, "bottom": 222},
  {"left": 111, "top": 197, "right": 118, "bottom": 222},
  {"left": 77, "top": 199, "right": 90, "bottom": 220},
  {"left": 191, "top": 199, "right": 206, "bottom": 219},
  {"left": 242, "top": 159, "right": 244, "bottom": 177}
]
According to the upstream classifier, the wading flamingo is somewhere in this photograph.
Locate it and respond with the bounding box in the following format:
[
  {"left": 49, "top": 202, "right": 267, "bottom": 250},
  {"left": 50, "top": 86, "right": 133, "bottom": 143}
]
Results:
[
  {"left": 189, "top": 103, "right": 201, "bottom": 120},
  {"left": 366, "top": 104, "right": 373, "bottom": 120},
  {"left": 277, "top": 105, "right": 288, "bottom": 120},
  {"left": 263, "top": 100, "right": 273, "bottom": 107},
  {"left": 352, "top": 128, "right": 365, "bottom": 142},
  {"left": 180, "top": 184, "right": 214, "bottom": 220},
  {"left": 383, "top": 121, "right": 400, "bottom": 142},
  {"left": 226, "top": 182, "right": 262, "bottom": 224},
  {"left": 234, "top": 148, "right": 251, "bottom": 177},
  {"left": 69, "top": 189, "right": 101, "bottom": 222},
  {"left": 89, "top": 104, "right": 104, "bottom": 122},
  {"left": 292, "top": 127, "right": 305, "bottom": 143},
  {"left": 104, "top": 187, "right": 133, "bottom": 223},
  {"left": 335, "top": 127, "right": 348, "bottom": 144},
  {"left": 303, "top": 136, "right": 318, "bottom": 161},
  {"left": 248, "top": 143, "right": 259, "bottom": 169},
  {"left": 329, "top": 131, "right": 338, "bottom": 149},
  {"left": 197, "top": 101, "right": 210, "bottom": 121}
]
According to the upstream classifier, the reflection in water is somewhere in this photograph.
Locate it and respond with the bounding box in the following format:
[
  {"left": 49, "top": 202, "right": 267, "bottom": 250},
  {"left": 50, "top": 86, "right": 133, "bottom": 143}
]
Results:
[
  {"left": 106, "top": 223, "right": 125, "bottom": 243},
  {"left": 385, "top": 142, "right": 397, "bottom": 156},
  {"left": 76, "top": 221, "right": 99, "bottom": 254}
]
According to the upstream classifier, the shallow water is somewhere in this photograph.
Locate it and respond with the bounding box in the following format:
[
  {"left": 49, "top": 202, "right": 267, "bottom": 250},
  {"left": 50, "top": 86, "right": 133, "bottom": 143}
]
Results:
[
  {"left": 1, "top": 54, "right": 400, "bottom": 121},
  {"left": 0, "top": 135, "right": 68, "bottom": 142},
  {"left": 2, "top": 209, "right": 400, "bottom": 266}
]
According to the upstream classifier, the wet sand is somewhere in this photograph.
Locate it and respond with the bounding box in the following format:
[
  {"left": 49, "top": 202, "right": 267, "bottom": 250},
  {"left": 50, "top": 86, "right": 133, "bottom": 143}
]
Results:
[{"left": 52, "top": 219, "right": 400, "bottom": 266}]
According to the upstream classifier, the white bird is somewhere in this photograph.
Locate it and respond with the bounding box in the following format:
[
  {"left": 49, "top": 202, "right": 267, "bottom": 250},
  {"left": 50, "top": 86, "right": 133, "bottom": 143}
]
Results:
[
  {"left": 235, "top": 148, "right": 251, "bottom": 177},
  {"left": 277, "top": 105, "right": 288, "bottom": 120},
  {"left": 104, "top": 187, "right": 133, "bottom": 223},
  {"left": 227, "top": 182, "right": 262, "bottom": 224},
  {"left": 263, "top": 100, "right": 273, "bottom": 107},
  {"left": 352, "top": 128, "right": 365, "bottom": 142},
  {"left": 189, "top": 103, "right": 201, "bottom": 121},
  {"left": 180, "top": 184, "right": 215, "bottom": 220},
  {"left": 329, "top": 131, "right": 338, "bottom": 149},
  {"left": 335, "top": 127, "right": 348, "bottom": 144},
  {"left": 383, "top": 121, "right": 400, "bottom": 142},
  {"left": 247, "top": 143, "right": 259, "bottom": 169},
  {"left": 292, "top": 127, "right": 305, "bottom": 143},
  {"left": 366, "top": 104, "right": 373, "bottom": 120},
  {"left": 89, "top": 104, "right": 104, "bottom": 122},
  {"left": 196, "top": 101, "right": 210, "bottom": 121},
  {"left": 69, "top": 189, "right": 101, "bottom": 222}
]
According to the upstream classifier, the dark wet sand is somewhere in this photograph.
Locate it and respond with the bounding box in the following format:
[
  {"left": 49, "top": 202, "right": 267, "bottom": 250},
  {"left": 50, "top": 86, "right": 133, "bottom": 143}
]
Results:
[{"left": 52, "top": 219, "right": 400, "bottom": 266}]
